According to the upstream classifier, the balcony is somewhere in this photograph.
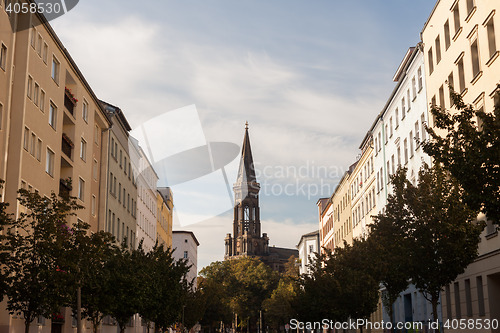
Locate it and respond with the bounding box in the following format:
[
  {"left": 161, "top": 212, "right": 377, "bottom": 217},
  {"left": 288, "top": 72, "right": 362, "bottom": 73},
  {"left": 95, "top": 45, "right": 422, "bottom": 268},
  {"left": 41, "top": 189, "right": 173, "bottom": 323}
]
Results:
[
  {"left": 61, "top": 133, "right": 73, "bottom": 160},
  {"left": 64, "top": 88, "right": 77, "bottom": 116},
  {"left": 59, "top": 178, "right": 72, "bottom": 199}
]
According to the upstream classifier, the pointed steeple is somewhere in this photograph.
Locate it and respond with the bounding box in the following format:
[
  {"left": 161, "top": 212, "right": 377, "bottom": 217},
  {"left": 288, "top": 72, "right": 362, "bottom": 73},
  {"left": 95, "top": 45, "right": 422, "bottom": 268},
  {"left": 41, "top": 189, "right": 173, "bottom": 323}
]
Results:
[{"left": 236, "top": 122, "right": 257, "bottom": 184}]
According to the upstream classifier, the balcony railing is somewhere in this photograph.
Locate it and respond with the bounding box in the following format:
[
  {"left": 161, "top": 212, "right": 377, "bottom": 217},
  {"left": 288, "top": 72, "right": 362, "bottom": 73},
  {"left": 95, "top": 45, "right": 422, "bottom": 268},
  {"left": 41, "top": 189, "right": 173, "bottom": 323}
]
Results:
[
  {"left": 59, "top": 179, "right": 71, "bottom": 198},
  {"left": 64, "top": 90, "right": 75, "bottom": 116},
  {"left": 61, "top": 135, "right": 73, "bottom": 160}
]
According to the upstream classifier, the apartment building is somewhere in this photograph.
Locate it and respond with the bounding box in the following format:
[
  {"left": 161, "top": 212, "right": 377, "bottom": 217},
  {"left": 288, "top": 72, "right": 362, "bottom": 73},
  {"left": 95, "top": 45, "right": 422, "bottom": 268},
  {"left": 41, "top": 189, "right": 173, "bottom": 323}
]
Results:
[
  {"left": 296, "top": 230, "right": 320, "bottom": 275},
  {"left": 317, "top": 197, "right": 332, "bottom": 253},
  {"left": 422, "top": 1, "right": 500, "bottom": 330},
  {"left": 157, "top": 187, "right": 173, "bottom": 249},
  {"left": 172, "top": 231, "right": 199, "bottom": 288},
  {"left": 0, "top": 4, "right": 112, "bottom": 333},
  {"left": 100, "top": 101, "right": 138, "bottom": 248},
  {"left": 350, "top": 138, "right": 376, "bottom": 241},
  {"left": 131, "top": 138, "right": 158, "bottom": 252}
]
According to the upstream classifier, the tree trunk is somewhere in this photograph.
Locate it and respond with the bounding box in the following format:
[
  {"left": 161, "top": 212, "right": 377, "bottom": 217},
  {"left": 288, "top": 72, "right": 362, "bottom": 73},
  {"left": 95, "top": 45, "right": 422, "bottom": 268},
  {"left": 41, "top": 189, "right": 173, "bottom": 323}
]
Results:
[
  {"left": 24, "top": 318, "right": 31, "bottom": 333},
  {"left": 432, "top": 295, "right": 439, "bottom": 333},
  {"left": 389, "top": 307, "right": 395, "bottom": 333}
]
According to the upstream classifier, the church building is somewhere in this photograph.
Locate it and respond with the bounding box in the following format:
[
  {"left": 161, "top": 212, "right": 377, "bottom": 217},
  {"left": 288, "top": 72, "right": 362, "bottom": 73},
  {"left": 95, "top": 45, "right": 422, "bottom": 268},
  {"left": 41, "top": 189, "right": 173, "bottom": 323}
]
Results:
[{"left": 224, "top": 123, "right": 298, "bottom": 273}]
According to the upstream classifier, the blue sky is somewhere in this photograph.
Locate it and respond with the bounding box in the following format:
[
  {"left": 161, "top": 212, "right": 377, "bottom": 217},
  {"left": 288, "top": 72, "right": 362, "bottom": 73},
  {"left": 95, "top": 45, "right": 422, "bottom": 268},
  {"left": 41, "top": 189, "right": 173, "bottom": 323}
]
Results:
[{"left": 52, "top": 0, "right": 437, "bottom": 269}]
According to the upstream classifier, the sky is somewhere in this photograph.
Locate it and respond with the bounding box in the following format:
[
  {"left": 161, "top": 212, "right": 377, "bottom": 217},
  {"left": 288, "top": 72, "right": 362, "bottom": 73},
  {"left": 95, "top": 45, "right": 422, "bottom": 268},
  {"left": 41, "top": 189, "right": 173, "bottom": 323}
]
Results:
[{"left": 51, "top": 0, "right": 437, "bottom": 270}]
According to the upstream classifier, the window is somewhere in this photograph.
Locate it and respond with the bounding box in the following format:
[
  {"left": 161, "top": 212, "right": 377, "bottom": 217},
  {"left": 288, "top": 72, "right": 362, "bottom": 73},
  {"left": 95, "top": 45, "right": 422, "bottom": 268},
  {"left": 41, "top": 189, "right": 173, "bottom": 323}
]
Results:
[
  {"left": 384, "top": 125, "right": 388, "bottom": 143},
  {"left": 33, "top": 82, "right": 39, "bottom": 106},
  {"left": 109, "top": 173, "right": 113, "bottom": 194},
  {"left": 30, "top": 133, "right": 36, "bottom": 156},
  {"left": 91, "top": 195, "right": 96, "bottom": 216},
  {"left": 94, "top": 125, "right": 99, "bottom": 144},
  {"left": 183, "top": 251, "right": 188, "bottom": 259},
  {"left": 82, "top": 100, "right": 88, "bottom": 122},
  {"left": 417, "top": 67, "right": 423, "bottom": 92},
  {"left": 421, "top": 114, "right": 427, "bottom": 141},
  {"left": 435, "top": 35, "right": 441, "bottom": 64},
  {"left": 431, "top": 95, "right": 437, "bottom": 107},
  {"left": 465, "top": 279, "right": 472, "bottom": 317},
  {"left": 397, "top": 147, "right": 401, "bottom": 166},
  {"left": 49, "top": 102, "right": 57, "bottom": 129},
  {"left": 93, "top": 159, "right": 98, "bottom": 180},
  {"left": 428, "top": 47, "right": 434, "bottom": 74},
  {"left": 466, "top": 0, "right": 475, "bottom": 17},
  {"left": 118, "top": 183, "right": 121, "bottom": 203},
  {"left": 124, "top": 157, "right": 127, "bottom": 175},
  {"left": 0, "top": 43, "right": 6, "bottom": 70},
  {"left": 453, "top": 3, "right": 461, "bottom": 35},
  {"left": 23, "top": 127, "right": 29, "bottom": 150},
  {"left": 407, "top": 90, "right": 411, "bottom": 111},
  {"left": 402, "top": 97, "right": 406, "bottom": 117},
  {"left": 395, "top": 108, "right": 399, "bottom": 128},
  {"left": 30, "top": 26, "right": 36, "bottom": 48},
  {"left": 486, "top": 16, "right": 497, "bottom": 59},
  {"left": 37, "top": 33, "right": 42, "bottom": 56},
  {"left": 42, "top": 42, "right": 48, "bottom": 63},
  {"left": 374, "top": 137, "right": 378, "bottom": 155},
  {"left": 415, "top": 121, "right": 420, "bottom": 145},
  {"left": 448, "top": 72, "right": 455, "bottom": 105},
  {"left": 27, "top": 75, "right": 33, "bottom": 99},
  {"left": 380, "top": 167, "right": 384, "bottom": 190},
  {"left": 40, "top": 90, "right": 45, "bottom": 112},
  {"left": 444, "top": 20, "right": 451, "bottom": 50},
  {"left": 119, "top": 150, "right": 122, "bottom": 168},
  {"left": 391, "top": 155, "right": 395, "bottom": 174},
  {"left": 378, "top": 132, "right": 381, "bottom": 151},
  {"left": 439, "top": 85, "right": 445, "bottom": 108},
  {"left": 80, "top": 138, "right": 86, "bottom": 161},
  {"left": 51, "top": 56, "right": 60, "bottom": 83},
  {"left": 78, "top": 178, "right": 85, "bottom": 201},
  {"left": 36, "top": 138, "right": 42, "bottom": 161},
  {"left": 412, "top": 77, "right": 417, "bottom": 98},
  {"left": 404, "top": 138, "right": 408, "bottom": 164},
  {"left": 389, "top": 117, "right": 393, "bottom": 137},
  {"left": 457, "top": 58, "right": 465, "bottom": 93},
  {"left": 470, "top": 39, "right": 480, "bottom": 78},
  {"left": 111, "top": 138, "right": 114, "bottom": 157},
  {"left": 409, "top": 131, "right": 414, "bottom": 156},
  {"left": 46, "top": 148, "right": 54, "bottom": 176}
]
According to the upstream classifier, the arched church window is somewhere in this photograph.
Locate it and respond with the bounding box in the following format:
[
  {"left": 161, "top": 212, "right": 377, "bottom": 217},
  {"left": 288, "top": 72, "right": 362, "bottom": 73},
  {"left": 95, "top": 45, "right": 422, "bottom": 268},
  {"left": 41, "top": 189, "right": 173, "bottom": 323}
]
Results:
[{"left": 243, "top": 206, "right": 250, "bottom": 231}]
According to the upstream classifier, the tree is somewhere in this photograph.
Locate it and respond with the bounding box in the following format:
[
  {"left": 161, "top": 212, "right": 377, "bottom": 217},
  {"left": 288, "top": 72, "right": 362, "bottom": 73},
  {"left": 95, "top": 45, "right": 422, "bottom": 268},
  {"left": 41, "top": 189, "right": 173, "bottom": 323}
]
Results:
[
  {"left": 0, "top": 180, "right": 13, "bottom": 301},
  {"left": 139, "top": 244, "right": 191, "bottom": 333},
  {"left": 104, "top": 242, "right": 148, "bottom": 333},
  {"left": 377, "top": 165, "right": 484, "bottom": 322},
  {"left": 368, "top": 169, "right": 413, "bottom": 327},
  {"left": 3, "top": 190, "right": 82, "bottom": 333},
  {"left": 295, "top": 242, "right": 379, "bottom": 324},
  {"left": 423, "top": 87, "right": 500, "bottom": 225},
  {"left": 262, "top": 278, "right": 299, "bottom": 331}
]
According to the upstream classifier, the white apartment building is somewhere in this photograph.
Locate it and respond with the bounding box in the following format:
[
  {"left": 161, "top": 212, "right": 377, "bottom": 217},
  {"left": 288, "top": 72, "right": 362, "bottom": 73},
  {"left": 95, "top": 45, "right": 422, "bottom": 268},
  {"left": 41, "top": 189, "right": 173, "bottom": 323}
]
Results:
[
  {"left": 422, "top": 0, "right": 500, "bottom": 330},
  {"left": 131, "top": 138, "right": 158, "bottom": 252},
  {"left": 172, "top": 231, "right": 199, "bottom": 288},
  {"left": 372, "top": 46, "right": 432, "bottom": 211},
  {"left": 296, "top": 230, "right": 320, "bottom": 275}
]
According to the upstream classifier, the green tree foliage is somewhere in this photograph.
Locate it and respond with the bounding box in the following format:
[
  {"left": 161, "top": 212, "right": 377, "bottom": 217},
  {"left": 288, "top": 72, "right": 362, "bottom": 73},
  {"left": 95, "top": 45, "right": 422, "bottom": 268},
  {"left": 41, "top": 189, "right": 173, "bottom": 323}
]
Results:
[
  {"left": 3, "top": 190, "right": 82, "bottom": 333},
  {"left": 369, "top": 170, "right": 413, "bottom": 325},
  {"left": 104, "top": 242, "right": 148, "bottom": 333},
  {"left": 262, "top": 278, "right": 299, "bottom": 330},
  {"left": 199, "top": 258, "right": 278, "bottom": 331},
  {"left": 295, "top": 241, "right": 379, "bottom": 323},
  {"left": 423, "top": 88, "right": 500, "bottom": 225},
  {"left": 375, "top": 165, "right": 483, "bottom": 321},
  {"left": 139, "top": 244, "right": 191, "bottom": 332}
]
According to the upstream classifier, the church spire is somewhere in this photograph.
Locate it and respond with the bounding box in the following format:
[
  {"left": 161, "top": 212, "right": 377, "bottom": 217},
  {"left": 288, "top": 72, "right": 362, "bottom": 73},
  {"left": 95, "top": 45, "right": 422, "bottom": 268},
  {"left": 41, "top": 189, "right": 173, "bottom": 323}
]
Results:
[{"left": 236, "top": 122, "right": 257, "bottom": 184}]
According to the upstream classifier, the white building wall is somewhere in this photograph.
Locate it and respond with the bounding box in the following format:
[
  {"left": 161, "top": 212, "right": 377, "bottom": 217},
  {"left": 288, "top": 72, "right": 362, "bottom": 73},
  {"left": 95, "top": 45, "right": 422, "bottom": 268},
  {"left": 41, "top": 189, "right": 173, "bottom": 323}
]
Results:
[
  {"left": 372, "top": 47, "right": 432, "bottom": 214},
  {"left": 172, "top": 231, "right": 199, "bottom": 287},
  {"left": 297, "top": 232, "right": 320, "bottom": 275}
]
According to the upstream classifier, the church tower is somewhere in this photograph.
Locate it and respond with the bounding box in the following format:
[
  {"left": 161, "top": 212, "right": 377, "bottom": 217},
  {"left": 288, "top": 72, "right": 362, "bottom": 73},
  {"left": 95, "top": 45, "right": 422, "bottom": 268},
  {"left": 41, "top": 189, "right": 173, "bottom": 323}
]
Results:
[{"left": 225, "top": 122, "right": 269, "bottom": 259}]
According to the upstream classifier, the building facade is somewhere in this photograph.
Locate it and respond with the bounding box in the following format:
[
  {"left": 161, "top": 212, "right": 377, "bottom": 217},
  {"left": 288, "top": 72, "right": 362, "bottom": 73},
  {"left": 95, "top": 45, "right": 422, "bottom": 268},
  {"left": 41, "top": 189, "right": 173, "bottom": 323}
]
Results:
[
  {"left": 157, "top": 187, "right": 173, "bottom": 249},
  {"left": 101, "top": 101, "right": 138, "bottom": 248},
  {"left": 296, "top": 230, "right": 320, "bottom": 275},
  {"left": 422, "top": 1, "right": 500, "bottom": 330},
  {"left": 172, "top": 230, "right": 199, "bottom": 288}
]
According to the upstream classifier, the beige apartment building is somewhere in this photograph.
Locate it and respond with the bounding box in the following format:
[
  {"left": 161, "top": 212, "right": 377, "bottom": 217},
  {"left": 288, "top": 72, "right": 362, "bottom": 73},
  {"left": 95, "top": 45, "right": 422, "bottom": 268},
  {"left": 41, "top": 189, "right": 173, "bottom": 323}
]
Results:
[
  {"left": 100, "top": 101, "right": 138, "bottom": 248},
  {"left": 157, "top": 187, "right": 173, "bottom": 249},
  {"left": 349, "top": 137, "right": 376, "bottom": 241},
  {"left": 0, "top": 3, "right": 112, "bottom": 333},
  {"left": 422, "top": 0, "right": 500, "bottom": 331}
]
